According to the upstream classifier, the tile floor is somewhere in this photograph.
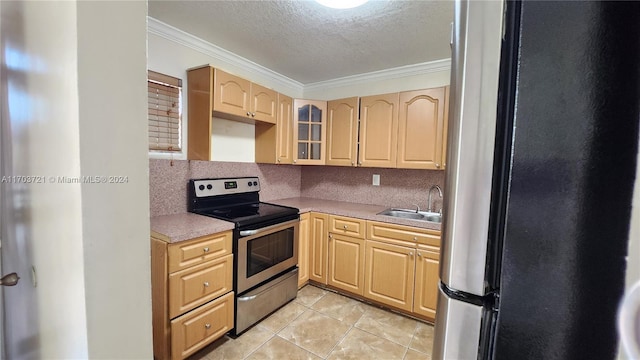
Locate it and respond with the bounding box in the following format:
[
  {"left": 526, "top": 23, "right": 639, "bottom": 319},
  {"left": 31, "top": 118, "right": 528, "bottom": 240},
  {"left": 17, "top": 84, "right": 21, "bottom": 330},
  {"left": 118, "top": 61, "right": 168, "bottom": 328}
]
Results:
[{"left": 190, "top": 285, "right": 434, "bottom": 360}]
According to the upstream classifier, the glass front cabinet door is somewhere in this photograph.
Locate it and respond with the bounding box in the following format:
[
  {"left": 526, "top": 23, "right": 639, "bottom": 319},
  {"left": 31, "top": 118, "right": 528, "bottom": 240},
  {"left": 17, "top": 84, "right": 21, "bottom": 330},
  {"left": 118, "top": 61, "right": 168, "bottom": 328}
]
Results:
[{"left": 293, "top": 99, "right": 327, "bottom": 165}]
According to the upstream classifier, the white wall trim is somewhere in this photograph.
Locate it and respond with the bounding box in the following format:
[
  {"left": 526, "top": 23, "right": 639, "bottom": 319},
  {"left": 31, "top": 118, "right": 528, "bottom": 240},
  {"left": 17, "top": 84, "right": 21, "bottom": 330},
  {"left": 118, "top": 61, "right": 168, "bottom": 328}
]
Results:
[
  {"left": 303, "top": 59, "right": 451, "bottom": 93},
  {"left": 147, "top": 16, "right": 304, "bottom": 94}
]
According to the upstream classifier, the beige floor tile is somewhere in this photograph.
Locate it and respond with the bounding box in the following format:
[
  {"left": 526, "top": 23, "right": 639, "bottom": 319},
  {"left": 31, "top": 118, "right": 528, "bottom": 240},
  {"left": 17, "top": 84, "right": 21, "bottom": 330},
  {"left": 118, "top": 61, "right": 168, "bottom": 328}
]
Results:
[
  {"left": 354, "top": 306, "right": 418, "bottom": 347},
  {"left": 409, "top": 322, "right": 435, "bottom": 355},
  {"left": 295, "top": 284, "right": 327, "bottom": 307},
  {"left": 404, "top": 348, "right": 432, "bottom": 360},
  {"left": 245, "top": 336, "right": 322, "bottom": 360},
  {"left": 206, "top": 324, "right": 274, "bottom": 360},
  {"left": 277, "top": 309, "right": 352, "bottom": 358},
  {"left": 327, "top": 327, "right": 407, "bottom": 360},
  {"left": 310, "top": 291, "right": 368, "bottom": 325},
  {"left": 259, "top": 300, "right": 308, "bottom": 332}
]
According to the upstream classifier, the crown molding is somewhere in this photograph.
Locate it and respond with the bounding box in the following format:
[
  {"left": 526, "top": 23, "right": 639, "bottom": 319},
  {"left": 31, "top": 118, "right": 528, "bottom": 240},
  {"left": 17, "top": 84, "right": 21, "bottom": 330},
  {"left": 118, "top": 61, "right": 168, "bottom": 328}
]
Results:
[
  {"left": 147, "top": 17, "right": 304, "bottom": 94},
  {"left": 303, "top": 59, "right": 451, "bottom": 93},
  {"left": 148, "top": 17, "right": 450, "bottom": 95}
]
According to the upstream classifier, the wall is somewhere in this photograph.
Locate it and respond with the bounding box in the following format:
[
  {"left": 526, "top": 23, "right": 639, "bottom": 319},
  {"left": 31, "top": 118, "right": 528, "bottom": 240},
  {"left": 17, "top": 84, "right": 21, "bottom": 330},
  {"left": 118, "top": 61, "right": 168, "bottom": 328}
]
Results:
[
  {"left": 150, "top": 159, "right": 302, "bottom": 217},
  {"left": 77, "top": 1, "right": 152, "bottom": 358},
  {"left": 149, "top": 159, "right": 444, "bottom": 217},
  {"left": 301, "top": 166, "right": 445, "bottom": 211}
]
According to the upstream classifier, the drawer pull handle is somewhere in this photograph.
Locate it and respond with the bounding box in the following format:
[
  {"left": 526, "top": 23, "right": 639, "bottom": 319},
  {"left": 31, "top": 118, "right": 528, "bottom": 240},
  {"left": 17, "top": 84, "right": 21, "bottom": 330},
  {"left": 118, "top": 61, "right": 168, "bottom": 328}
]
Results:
[
  {"left": 205, "top": 323, "right": 211, "bottom": 329},
  {"left": 203, "top": 247, "right": 210, "bottom": 253},
  {"left": 204, "top": 282, "right": 210, "bottom": 287},
  {"left": 413, "top": 237, "right": 417, "bottom": 241},
  {"left": 343, "top": 225, "right": 347, "bottom": 230}
]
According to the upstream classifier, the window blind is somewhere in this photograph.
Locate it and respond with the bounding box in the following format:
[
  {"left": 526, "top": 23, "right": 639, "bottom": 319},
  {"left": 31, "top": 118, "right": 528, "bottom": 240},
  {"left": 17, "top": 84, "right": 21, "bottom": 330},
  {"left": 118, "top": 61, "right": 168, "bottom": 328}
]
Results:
[{"left": 148, "top": 70, "right": 182, "bottom": 152}]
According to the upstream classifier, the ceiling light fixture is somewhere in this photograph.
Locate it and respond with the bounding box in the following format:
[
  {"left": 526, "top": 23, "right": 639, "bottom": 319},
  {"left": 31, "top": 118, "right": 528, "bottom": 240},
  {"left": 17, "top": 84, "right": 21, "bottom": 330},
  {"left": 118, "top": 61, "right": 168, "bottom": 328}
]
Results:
[{"left": 315, "top": 0, "right": 370, "bottom": 9}]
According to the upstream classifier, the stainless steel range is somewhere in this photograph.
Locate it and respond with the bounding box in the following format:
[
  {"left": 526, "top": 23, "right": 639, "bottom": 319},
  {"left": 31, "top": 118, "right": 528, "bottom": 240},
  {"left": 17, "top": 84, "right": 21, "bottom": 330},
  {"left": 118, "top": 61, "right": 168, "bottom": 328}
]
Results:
[{"left": 188, "top": 177, "right": 299, "bottom": 335}]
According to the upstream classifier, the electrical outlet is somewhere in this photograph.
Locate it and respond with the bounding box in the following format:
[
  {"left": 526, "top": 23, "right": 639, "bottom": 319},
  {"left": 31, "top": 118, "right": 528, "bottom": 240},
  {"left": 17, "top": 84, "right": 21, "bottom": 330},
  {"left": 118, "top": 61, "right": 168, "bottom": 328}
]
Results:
[{"left": 372, "top": 174, "right": 380, "bottom": 186}]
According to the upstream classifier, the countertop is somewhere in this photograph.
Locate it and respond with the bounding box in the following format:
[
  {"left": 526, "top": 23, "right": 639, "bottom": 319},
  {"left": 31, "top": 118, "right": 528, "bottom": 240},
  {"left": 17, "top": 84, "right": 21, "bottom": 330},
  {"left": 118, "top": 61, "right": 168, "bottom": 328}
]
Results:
[
  {"left": 151, "top": 197, "right": 441, "bottom": 243},
  {"left": 150, "top": 213, "right": 235, "bottom": 243},
  {"left": 268, "top": 197, "right": 442, "bottom": 232}
]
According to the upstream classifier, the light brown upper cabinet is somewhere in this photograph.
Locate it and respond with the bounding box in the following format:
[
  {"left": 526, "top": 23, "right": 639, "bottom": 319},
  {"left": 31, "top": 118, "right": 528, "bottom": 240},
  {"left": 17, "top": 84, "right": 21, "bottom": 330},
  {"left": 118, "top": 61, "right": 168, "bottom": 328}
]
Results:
[
  {"left": 293, "top": 99, "right": 327, "bottom": 165},
  {"left": 326, "top": 97, "right": 359, "bottom": 167},
  {"left": 187, "top": 66, "right": 281, "bottom": 160},
  {"left": 358, "top": 93, "right": 399, "bottom": 168},
  {"left": 397, "top": 87, "right": 447, "bottom": 170},
  {"left": 442, "top": 86, "right": 450, "bottom": 170},
  {"left": 255, "top": 94, "right": 293, "bottom": 164},
  {"left": 212, "top": 69, "right": 277, "bottom": 124}
]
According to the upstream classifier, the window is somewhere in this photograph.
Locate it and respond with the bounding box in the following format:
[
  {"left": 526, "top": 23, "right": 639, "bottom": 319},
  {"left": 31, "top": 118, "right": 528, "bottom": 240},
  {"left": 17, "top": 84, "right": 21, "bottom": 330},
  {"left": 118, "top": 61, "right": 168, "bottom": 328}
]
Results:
[{"left": 148, "top": 70, "right": 182, "bottom": 152}]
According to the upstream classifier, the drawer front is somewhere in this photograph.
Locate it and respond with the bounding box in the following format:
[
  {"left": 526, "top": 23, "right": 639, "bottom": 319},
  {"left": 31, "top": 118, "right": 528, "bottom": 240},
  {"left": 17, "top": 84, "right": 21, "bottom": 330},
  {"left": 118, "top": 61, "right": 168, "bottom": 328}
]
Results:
[
  {"left": 171, "top": 291, "right": 234, "bottom": 360},
  {"left": 169, "top": 254, "right": 233, "bottom": 319},
  {"left": 168, "top": 231, "right": 232, "bottom": 273},
  {"left": 367, "top": 221, "right": 440, "bottom": 247},
  {"left": 329, "top": 215, "right": 366, "bottom": 238}
]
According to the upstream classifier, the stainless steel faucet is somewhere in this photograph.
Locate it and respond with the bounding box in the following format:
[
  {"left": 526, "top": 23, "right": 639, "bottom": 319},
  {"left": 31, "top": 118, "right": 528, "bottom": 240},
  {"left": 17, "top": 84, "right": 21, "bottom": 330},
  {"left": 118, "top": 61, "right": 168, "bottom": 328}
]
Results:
[{"left": 428, "top": 185, "right": 443, "bottom": 213}]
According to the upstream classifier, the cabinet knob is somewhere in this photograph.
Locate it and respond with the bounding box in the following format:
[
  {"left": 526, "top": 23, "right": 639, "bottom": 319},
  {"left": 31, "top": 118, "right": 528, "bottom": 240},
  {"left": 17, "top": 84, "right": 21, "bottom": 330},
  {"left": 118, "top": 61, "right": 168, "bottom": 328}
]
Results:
[
  {"left": 203, "top": 247, "right": 210, "bottom": 253},
  {"left": 435, "top": 163, "right": 441, "bottom": 168},
  {"left": 413, "top": 237, "right": 417, "bottom": 241},
  {"left": 277, "top": 158, "right": 281, "bottom": 163},
  {"left": 343, "top": 225, "right": 347, "bottom": 230},
  {"left": 328, "top": 234, "right": 332, "bottom": 240},
  {"left": 252, "top": 112, "right": 256, "bottom": 117},
  {"left": 358, "top": 162, "right": 362, "bottom": 166},
  {"left": 417, "top": 252, "right": 423, "bottom": 258},
  {"left": 246, "top": 112, "right": 251, "bottom": 116},
  {"left": 293, "top": 160, "right": 297, "bottom": 163},
  {"left": 409, "top": 251, "right": 414, "bottom": 257},
  {"left": 205, "top": 323, "right": 211, "bottom": 329},
  {"left": 351, "top": 162, "right": 355, "bottom": 166},
  {"left": 204, "top": 281, "right": 210, "bottom": 287}
]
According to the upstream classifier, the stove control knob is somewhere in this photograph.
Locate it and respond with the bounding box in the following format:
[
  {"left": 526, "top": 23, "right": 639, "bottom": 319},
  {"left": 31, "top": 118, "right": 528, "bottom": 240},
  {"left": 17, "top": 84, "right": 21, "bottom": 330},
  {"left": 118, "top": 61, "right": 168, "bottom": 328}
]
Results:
[
  {"left": 248, "top": 181, "right": 252, "bottom": 186},
  {"left": 253, "top": 181, "right": 258, "bottom": 186},
  {"left": 206, "top": 184, "right": 212, "bottom": 190},
  {"left": 198, "top": 185, "right": 205, "bottom": 191}
]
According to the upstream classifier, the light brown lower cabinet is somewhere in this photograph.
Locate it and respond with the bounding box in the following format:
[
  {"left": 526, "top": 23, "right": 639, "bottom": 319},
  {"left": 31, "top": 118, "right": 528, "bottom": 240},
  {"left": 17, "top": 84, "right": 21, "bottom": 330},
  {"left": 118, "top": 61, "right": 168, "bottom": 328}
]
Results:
[
  {"left": 364, "top": 239, "right": 416, "bottom": 312},
  {"left": 298, "top": 213, "right": 310, "bottom": 288},
  {"left": 328, "top": 233, "right": 365, "bottom": 296},
  {"left": 413, "top": 245, "right": 440, "bottom": 320},
  {"left": 152, "top": 231, "right": 234, "bottom": 360},
  {"left": 309, "top": 212, "right": 329, "bottom": 284}
]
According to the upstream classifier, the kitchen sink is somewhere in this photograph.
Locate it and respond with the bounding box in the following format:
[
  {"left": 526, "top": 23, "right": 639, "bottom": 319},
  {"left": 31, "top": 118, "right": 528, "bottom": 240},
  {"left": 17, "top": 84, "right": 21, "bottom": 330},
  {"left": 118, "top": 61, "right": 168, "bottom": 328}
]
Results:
[{"left": 377, "top": 208, "right": 442, "bottom": 223}]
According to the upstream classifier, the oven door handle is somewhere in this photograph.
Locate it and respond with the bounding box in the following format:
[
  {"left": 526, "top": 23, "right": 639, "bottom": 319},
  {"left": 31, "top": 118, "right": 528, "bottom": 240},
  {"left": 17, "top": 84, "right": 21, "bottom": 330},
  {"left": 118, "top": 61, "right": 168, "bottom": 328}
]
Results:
[{"left": 239, "top": 218, "right": 299, "bottom": 237}]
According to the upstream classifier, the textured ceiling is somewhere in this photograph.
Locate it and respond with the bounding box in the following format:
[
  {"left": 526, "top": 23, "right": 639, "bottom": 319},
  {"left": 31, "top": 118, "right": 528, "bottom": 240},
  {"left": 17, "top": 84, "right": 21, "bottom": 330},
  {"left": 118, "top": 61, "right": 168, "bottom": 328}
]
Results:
[{"left": 149, "top": 0, "right": 454, "bottom": 84}]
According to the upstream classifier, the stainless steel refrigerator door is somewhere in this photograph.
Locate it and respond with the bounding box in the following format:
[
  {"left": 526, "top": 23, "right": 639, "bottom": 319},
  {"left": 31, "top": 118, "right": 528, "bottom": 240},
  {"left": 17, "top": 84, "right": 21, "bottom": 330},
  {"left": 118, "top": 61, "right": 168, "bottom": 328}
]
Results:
[
  {"left": 440, "top": 0, "right": 504, "bottom": 296},
  {"left": 433, "top": 286, "right": 483, "bottom": 359}
]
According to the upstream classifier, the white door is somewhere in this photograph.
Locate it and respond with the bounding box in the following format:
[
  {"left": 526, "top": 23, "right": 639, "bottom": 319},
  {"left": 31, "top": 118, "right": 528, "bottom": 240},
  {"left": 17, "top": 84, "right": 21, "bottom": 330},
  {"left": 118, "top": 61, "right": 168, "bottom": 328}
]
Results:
[{"left": 0, "top": 1, "right": 89, "bottom": 358}]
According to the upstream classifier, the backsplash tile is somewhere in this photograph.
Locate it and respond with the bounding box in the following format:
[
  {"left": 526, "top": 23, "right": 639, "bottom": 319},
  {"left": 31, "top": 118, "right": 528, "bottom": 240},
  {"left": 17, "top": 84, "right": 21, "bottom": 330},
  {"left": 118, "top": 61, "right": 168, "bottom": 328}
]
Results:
[
  {"left": 300, "top": 166, "right": 445, "bottom": 212},
  {"left": 149, "top": 160, "right": 445, "bottom": 216},
  {"left": 149, "top": 159, "right": 301, "bottom": 216}
]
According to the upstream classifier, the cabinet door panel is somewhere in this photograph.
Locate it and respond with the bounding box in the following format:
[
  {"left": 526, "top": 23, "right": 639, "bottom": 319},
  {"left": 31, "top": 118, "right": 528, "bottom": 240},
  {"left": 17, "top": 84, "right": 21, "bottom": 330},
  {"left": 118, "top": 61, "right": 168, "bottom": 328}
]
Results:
[
  {"left": 326, "top": 97, "right": 359, "bottom": 167},
  {"left": 414, "top": 247, "right": 440, "bottom": 320},
  {"left": 298, "top": 213, "right": 310, "bottom": 288},
  {"left": 293, "top": 100, "right": 327, "bottom": 165},
  {"left": 364, "top": 240, "right": 415, "bottom": 311},
  {"left": 359, "top": 93, "right": 399, "bottom": 168},
  {"left": 328, "top": 234, "right": 365, "bottom": 295},
  {"left": 251, "top": 83, "right": 277, "bottom": 124},
  {"left": 213, "top": 69, "right": 250, "bottom": 117},
  {"left": 397, "top": 88, "right": 446, "bottom": 169},
  {"left": 277, "top": 94, "right": 293, "bottom": 164},
  {"left": 309, "top": 213, "right": 328, "bottom": 284}
]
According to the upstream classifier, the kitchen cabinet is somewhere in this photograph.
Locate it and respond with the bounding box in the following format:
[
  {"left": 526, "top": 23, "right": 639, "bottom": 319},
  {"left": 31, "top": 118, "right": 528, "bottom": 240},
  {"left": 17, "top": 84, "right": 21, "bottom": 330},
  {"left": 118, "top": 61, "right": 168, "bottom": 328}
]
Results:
[
  {"left": 212, "top": 68, "right": 277, "bottom": 124},
  {"left": 397, "top": 87, "right": 447, "bottom": 170},
  {"left": 308, "top": 212, "right": 329, "bottom": 284},
  {"left": 441, "top": 86, "right": 450, "bottom": 170},
  {"left": 327, "top": 215, "right": 366, "bottom": 295},
  {"left": 326, "top": 97, "right": 359, "bottom": 167},
  {"left": 293, "top": 99, "right": 327, "bottom": 165},
  {"left": 151, "top": 231, "right": 234, "bottom": 360},
  {"left": 298, "top": 213, "right": 310, "bottom": 288},
  {"left": 413, "top": 245, "right": 440, "bottom": 321},
  {"left": 187, "top": 66, "right": 280, "bottom": 161},
  {"left": 364, "top": 239, "right": 415, "bottom": 312},
  {"left": 358, "top": 93, "right": 399, "bottom": 168},
  {"left": 255, "top": 94, "right": 293, "bottom": 164}
]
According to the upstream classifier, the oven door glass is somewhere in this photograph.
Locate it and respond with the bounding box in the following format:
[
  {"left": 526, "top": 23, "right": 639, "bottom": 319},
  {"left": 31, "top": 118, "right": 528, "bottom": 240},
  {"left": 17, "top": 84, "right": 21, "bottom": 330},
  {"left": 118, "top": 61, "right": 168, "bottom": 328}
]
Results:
[{"left": 237, "top": 219, "right": 299, "bottom": 293}]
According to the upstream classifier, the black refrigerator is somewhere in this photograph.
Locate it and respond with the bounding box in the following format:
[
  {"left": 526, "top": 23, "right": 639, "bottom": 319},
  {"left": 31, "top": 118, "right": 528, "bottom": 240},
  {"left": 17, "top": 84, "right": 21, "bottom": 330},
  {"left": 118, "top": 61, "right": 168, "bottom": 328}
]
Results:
[{"left": 433, "top": 1, "right": 639, "bottom": 359}]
